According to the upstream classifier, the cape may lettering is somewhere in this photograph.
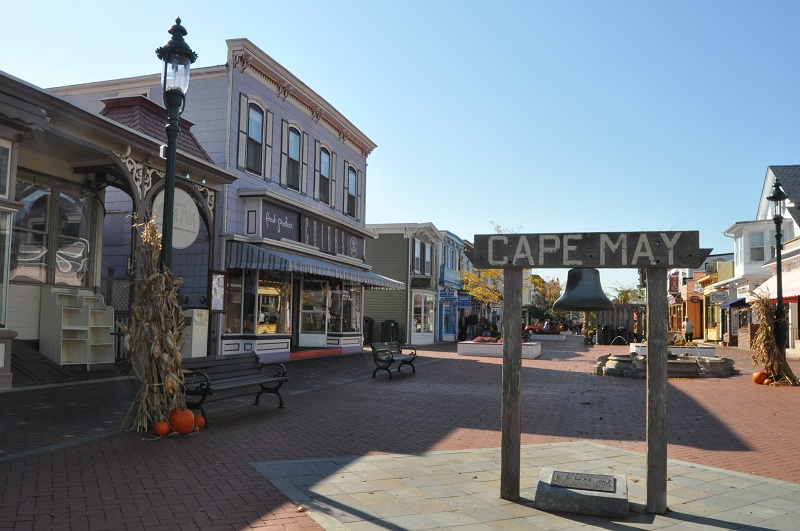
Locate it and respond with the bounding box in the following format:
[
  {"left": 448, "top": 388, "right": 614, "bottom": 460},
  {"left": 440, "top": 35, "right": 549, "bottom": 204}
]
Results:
[{"left": 468, "top": 231, "right": 711, "bottom": 269}]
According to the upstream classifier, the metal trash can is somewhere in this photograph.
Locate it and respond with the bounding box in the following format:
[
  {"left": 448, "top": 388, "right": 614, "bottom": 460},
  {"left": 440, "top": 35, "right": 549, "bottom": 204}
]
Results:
[
  {"left": 381, "top": 319, "right": 398, "bottom": 342},
  {"left": 614, "top": 327, "right": 628, "bottom": 345},
  {"left": 599, "top": 325, "right": 614, "bottom": 345},
  {"left": 363, "top": 317, "right": 375, "bottom": 344}
]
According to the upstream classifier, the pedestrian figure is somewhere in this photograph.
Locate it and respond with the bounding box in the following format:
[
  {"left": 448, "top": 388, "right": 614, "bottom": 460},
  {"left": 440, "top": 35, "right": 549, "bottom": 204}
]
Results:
[
  {"left": 466, "top": 313, "right": 479, "bottom": 340},
  {"left": 682, "top": 317, "right": 694, "bottom": 342}
]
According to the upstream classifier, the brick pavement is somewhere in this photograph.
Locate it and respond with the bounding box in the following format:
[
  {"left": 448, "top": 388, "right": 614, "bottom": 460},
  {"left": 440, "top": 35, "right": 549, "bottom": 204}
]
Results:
[{"left": 0, "top": 336, "right": 798, "bottom": 529}]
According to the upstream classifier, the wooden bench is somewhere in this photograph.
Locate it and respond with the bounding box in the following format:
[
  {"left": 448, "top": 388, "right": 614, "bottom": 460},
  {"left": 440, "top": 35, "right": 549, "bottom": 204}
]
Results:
[
  {"left": 370, "top": 341, "right": 417, "bottom": 379},
  {"left": 181, "top": 352, "right": 288, "bottom": 419}
]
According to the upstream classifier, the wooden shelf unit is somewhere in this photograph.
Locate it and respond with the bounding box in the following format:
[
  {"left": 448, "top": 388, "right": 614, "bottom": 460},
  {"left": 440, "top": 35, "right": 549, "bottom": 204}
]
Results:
[{"left": 39, "top": 287, "right": 115, "bottom": 370}]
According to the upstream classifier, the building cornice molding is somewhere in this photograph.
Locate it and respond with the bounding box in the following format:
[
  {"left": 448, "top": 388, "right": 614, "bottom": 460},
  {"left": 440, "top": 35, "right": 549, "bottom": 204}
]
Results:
[{"left": 227, "top": 38, "right": 377, "bottom": 159}]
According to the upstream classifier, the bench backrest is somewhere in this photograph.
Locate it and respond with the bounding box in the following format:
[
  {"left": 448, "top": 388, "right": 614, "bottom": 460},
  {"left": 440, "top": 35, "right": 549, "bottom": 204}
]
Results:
[
  {"left": 181, "top": 352, "right": 260, "bottom": 378},
  {"left": 370, "top": 341, "right": 401, "bottom": 353}
]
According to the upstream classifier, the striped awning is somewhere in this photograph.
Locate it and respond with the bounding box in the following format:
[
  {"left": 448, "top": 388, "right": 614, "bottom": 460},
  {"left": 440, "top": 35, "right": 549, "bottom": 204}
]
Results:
[{"left": 226, "top": 241, "right": 405, "bottom": 290}]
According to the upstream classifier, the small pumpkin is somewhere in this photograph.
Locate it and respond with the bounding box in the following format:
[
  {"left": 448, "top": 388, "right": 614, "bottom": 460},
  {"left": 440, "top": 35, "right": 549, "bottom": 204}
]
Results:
[
  {"left": 194, "top": 414, "right": 206, "bottom": 430},
  {"left": 752, "top": 371, "right": 767, "bottom": 385},
  {"left": 169, "top": 408, "right": 195, "bottom": 435},
  {"left": 763, "top": 378, "right": 773, "bottom": 385},
  {"left": 153, "top": 420, "right": 171, "bottom": 436}
]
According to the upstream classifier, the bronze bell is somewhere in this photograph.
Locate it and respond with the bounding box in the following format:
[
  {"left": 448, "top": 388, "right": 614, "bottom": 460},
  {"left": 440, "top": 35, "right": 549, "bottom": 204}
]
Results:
[{"left": 553, "top": 268, "right": 615, "bottom": 311}]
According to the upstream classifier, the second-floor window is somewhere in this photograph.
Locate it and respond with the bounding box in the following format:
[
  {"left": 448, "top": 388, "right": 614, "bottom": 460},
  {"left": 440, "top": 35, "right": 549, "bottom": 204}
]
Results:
[
  {"left": 287, "top": 127, "right": 301, "bottom": 190},
  {"left": 237, "top": 95, "right": 272, "bottom": 177},
  {"left": 315, "top": 141, "right": 335, "bottom": 206},
  {"left": 413, "top": 238, "right": 432, "bottom": 275},
  {"left": 280, "top": 121, "right": 307, "bottom": 193},
  {"left": 246, "top": 104, "right": 263, "bottom": 174},
  {"left": 345, "top": 164, "right": 357, "bottom": 218},
  {"left": 750, "top": 232, "right": 765, "bottom": 262},
  {"left": 770, "top": 229, "right": 779, "bottom": 260},
  {"left": 734, "top": 234, "right": 743, "bottom": 265}
]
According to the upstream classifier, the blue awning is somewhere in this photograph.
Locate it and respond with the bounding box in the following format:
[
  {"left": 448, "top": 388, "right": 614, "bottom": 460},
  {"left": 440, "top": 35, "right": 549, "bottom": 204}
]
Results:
[
  {"left": 226, "top": 241, "right": 405, "bottom": 290},
  {"left": 720, "top": 297, "right": 747, "bottom": 309}
]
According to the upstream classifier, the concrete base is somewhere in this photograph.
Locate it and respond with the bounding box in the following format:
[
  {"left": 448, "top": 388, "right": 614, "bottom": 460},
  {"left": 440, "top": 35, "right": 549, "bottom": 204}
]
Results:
[
  {"left": 533, "top": 467, "right": 629, "bottom": 518},
  {"left": 630, "top": 342, "right": 715, "bottom": 356},
  {"left": 526, "top": 333, "right": 566, "bottom": 342},
  {"left": 457, "top": 341, "right": 541, "bottom": 359}
]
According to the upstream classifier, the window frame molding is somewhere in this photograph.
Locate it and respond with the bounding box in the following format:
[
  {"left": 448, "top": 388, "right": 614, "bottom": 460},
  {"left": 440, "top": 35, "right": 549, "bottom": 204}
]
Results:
[
  {"left": 280, "top": 120, "right": 308, "bottom": 194},
  {"left": 314, "top": 140, "right": 336, "bottom": 208},
  {"left": 343, "top": 161, "right": 361, "bottom": 220},
  {"left": 237, "top": 94, "right": 273, "bottom": 179}
]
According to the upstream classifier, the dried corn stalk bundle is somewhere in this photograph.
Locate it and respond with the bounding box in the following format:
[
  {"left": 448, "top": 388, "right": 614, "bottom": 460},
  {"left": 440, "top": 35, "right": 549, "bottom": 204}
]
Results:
[
  {"left": 750, "top": 291, "right": 799, "bottom": 386},
  {"left": 121, "top": 219, "right": 187, "bottom": 432}
]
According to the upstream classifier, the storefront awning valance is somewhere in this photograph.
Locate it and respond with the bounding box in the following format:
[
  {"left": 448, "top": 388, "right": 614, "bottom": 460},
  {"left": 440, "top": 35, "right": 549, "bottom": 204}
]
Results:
[
  {"left": 746, "top": 268, "right": 800, "bottom": 303},
  {"left": 227, "top": 241, "right": 405, "bottom": 290},
  {"left": 720, "top": 297, "right": 747, "bottom": 309}
]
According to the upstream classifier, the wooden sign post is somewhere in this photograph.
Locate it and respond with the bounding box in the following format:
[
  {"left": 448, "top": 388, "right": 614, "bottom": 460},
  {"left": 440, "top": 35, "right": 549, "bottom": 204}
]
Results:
[{"left": 468, "top": 231, "right": 710, "bottom": 514}]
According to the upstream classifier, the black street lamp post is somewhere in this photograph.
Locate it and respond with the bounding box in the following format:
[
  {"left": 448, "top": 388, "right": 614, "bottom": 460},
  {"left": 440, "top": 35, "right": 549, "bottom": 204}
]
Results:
[
  {"left": 155, "top": 18, "right": 197, "bottom": 269},
  {"left": 767, "top": 179, "right": 787, "bottom": 357}
]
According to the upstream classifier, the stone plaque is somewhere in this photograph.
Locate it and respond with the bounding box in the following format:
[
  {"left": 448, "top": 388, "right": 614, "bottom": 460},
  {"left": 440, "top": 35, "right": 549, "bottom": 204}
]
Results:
[{"left": 550, "top": 471, "right": 616, "bottom": 493}]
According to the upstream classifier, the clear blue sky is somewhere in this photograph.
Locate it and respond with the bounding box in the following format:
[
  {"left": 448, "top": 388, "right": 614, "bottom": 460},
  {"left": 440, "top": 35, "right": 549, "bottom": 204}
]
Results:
[{"left": 4, "top": 1, "right": 798, "bottom": 293}]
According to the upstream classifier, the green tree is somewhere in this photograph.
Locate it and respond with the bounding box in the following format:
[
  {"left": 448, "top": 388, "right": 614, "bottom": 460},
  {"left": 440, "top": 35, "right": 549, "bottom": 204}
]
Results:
[
  {"left": 459, "top": 221, "right": 519, "bottom": 304},
  {"left": 529, "top": 274, "right": 562, "bottom": 311},
  {"left": 610, "top": 283, "right": 638, "bottom": 304}
]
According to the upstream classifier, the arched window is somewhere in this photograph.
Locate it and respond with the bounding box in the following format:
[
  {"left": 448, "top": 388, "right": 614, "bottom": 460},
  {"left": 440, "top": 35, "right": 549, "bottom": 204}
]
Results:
[
  {"left": 237, "top": 94, "right": 272, "bottom": 178},
  {"left": 345, "top": 165, "right": 357, "bottom": 218},
  {"left": 246, "top": 104, "right": 263, "bottom": 174},
  {"left": 287, "top": 127, "right": 301, "bottom": 190},
  {"left": 319, "top": 147, "right": 331, "bottom": 203}
]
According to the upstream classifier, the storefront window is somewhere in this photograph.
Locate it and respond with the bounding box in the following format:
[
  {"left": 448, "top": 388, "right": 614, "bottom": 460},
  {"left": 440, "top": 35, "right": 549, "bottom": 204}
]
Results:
[
  {"left": 739, "top": 308, "right": 750, "bottom": 328},
  {"left": 257, "top": 274, "right": 290, "bottom": 334},
  {"left": 413, "top": 292, "right": 435, "bottom": 334},
  {"left": 225, "top": 271, "right": 243, "bottom": 333},
  {"left": 0, "top": 211, "right": 11, "bottom": 327},
  {"left": 706, "top": 304, "right": 717, "bottom": 327},
  {"left": 10, "top": 178, "right": 94, "bottom": 286},
  {"left": 225, "top": 269, "right": 291, "bottom": 334},
  {"left": 329, "top": 281, "right": 361, "bottom": 333},
  {"left": 0, "top": 140, "right": 9, "bottom": 199},
  {"left": 11, "top": 180, "right": 49, "bottom": 283},
  {"left": 55, "top": 190, "right": 91, "bottom": 286}
]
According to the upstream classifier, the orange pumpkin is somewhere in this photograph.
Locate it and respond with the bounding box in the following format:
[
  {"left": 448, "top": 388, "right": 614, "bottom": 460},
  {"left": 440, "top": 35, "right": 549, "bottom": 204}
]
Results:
[
  {"left": 194, "top": 415, "right": 206, "bottom": 430},
  {"left": 752, "top": 371, "right": 767, "bottom": 385},
  {"left": 763, "top": 378, "right": 773, "bottom": 385},
  {"left": 169, "top": 408, "right": 195, "bottom": 434},
  {"left": 153, "top": 420, "right": 171, "bottom": 436}
]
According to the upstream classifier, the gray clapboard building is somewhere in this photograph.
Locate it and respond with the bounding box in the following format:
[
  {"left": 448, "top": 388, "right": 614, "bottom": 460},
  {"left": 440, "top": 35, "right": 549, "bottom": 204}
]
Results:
[{"left": 52, "top": 37, "right": 402, "bottom": 361}]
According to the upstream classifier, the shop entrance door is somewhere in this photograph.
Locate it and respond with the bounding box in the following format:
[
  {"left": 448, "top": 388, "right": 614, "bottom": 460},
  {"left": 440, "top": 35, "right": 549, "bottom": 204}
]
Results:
[{"left": 299, "top": 280, "right": 328, "bottom": 347}]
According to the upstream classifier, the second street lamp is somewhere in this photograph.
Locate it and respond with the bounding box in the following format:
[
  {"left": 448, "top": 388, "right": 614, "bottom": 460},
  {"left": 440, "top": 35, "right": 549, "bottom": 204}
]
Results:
[
  {"left": 155, "top": 17, "right": 197, "bottom": 269},
  {"left": 767, "top": 179, "right": 787, "bottom": 357}
]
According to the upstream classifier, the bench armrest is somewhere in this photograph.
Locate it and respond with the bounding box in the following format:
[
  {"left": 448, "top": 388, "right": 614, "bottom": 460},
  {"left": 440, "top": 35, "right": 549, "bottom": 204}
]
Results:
[
  {"left": 181, "top": 368, "right": 213, "bottom": 393},
  {"left": 260, "top": 362, "right": 288, "bottom": 379},
  {"left": 373, "top": 347, "right": 395, "bottom": 360},
  {"left": 398, "top": 345, "right": 417, "bottom": 356}
]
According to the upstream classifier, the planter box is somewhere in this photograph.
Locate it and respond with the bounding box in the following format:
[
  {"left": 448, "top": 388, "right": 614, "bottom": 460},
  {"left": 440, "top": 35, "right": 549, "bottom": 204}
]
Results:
[{"left": 457, "top": 341, "right": 541, "bottom": 359}]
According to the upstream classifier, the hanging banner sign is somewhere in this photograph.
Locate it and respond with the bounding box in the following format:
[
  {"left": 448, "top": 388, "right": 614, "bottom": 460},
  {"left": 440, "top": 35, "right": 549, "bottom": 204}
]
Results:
[
  {"left": 710, "top": 292, "right": 729, "bottom": 304},
  {"left": 467, "top": 231, "right": 711, "bottom": 269}
]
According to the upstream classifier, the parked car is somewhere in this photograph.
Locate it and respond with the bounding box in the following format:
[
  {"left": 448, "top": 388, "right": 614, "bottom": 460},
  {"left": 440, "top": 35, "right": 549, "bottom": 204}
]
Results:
[{"left": 525, "top": 319, "right": 561, "bottom": 334}]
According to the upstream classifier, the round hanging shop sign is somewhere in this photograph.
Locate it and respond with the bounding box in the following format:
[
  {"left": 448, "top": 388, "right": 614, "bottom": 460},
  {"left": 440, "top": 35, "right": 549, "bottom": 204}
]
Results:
[{"left": 152, "top": 188, "right": 200, "bottom": 249}]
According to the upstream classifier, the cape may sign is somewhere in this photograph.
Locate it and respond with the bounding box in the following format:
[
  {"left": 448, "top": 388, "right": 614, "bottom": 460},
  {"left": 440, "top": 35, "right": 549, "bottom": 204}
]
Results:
[
  {"left": 474, "top": 228, "right": 712, "bottom": 516},
  {"left": 468, "top": 231, "right": 711, "bottom": 269}
]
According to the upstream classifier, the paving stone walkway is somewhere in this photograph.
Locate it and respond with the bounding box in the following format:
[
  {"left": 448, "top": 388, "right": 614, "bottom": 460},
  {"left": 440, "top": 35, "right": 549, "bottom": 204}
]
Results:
[{"left": 1, "top": 336, "right": 798, "bottom": 529}]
